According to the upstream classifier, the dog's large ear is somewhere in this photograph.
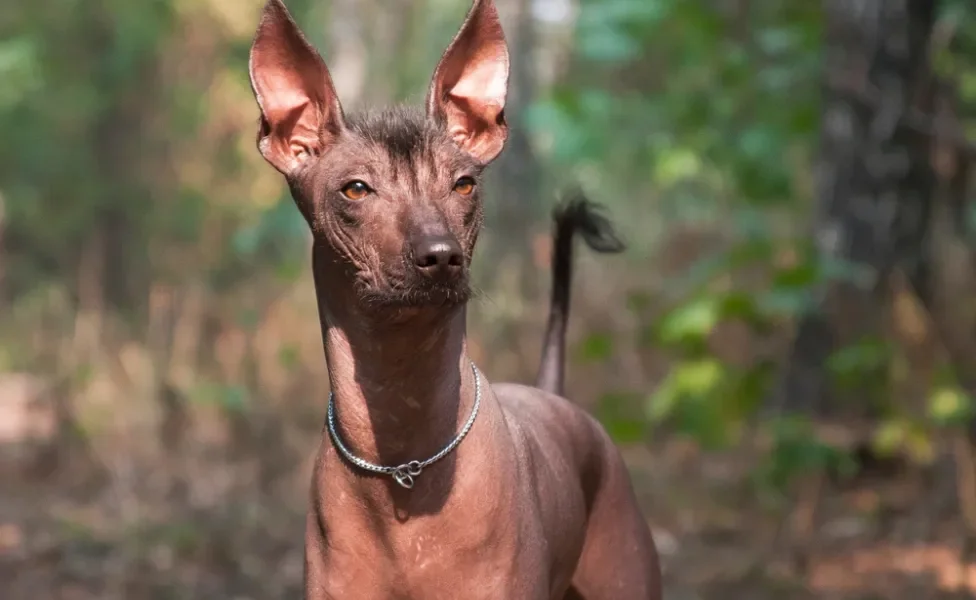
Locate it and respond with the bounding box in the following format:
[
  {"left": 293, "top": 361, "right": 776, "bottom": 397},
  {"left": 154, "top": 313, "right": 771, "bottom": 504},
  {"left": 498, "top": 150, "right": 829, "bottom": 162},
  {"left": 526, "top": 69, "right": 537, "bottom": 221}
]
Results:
[
  {"left": 248, "top": 0, "right": 345, "bottom": 175},
  {"left": 426, "top": 0, "right": 510, "bottom": 164}
]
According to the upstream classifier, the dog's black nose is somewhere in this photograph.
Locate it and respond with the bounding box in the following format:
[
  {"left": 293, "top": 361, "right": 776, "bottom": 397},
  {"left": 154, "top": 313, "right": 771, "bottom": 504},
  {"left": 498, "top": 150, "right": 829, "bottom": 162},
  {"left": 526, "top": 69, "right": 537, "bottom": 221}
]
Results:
[{"left": 412, "top": 235, "right": 464, "bottom": 277}]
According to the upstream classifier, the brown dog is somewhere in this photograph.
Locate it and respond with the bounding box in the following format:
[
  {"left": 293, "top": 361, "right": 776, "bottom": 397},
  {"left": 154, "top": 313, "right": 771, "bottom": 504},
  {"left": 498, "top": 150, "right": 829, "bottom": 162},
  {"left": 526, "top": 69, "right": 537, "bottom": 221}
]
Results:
[{"left": 247, "top": 0, "right": 662, "bottom": 597}]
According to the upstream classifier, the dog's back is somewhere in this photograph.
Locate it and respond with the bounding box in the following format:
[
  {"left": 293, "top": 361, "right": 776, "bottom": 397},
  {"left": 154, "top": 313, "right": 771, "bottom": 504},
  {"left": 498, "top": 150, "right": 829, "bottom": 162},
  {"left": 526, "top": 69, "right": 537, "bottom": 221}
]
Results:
[{"left": 492, "top": 193, "right": 660, "bottom": 598}]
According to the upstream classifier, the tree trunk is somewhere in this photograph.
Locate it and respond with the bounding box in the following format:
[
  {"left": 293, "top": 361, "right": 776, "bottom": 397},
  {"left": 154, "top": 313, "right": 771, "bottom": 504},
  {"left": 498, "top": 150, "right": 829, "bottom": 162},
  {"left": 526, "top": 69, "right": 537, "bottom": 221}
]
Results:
[{"left": 776, "top": 0, "right": 938, "bottom": 416}]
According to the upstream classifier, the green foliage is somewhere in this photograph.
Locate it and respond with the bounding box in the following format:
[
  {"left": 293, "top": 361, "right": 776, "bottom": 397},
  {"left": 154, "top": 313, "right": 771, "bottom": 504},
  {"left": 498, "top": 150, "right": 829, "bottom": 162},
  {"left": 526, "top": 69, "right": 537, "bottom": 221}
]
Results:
[
  {"left": 541, "top": 0, "right": 825, "bottom": 468},
  {"left": 755, "top": 417, "right": 856, "bottom": 493},
  {"left": 3, "top": 0, "right": 973, "bottom": 499},
  {"left": 827, "top": 338, "right": 892, "bottom": 388},
  {"left": 596, "top": 391, "right": 648, "bottom": 443},
  {"left": 928, "top": 384, "right": 976, "bottom": 428},
  {"left": 577, "top": 332, "right": 616, "bottom": 363},
  {"left": 872, "top": 416, "right": 935, "bottom": 464},
  {"left": 646, "top": 359, "right": 732, "bottom": 449},
  {"left": 191, "top": 381, "right": 250, "bottom": 413},
  {"left": 0, "top": 0, "right": 309, "bottom": 305},
  {"left": 529, "top": 0, "right": 821, "bottom": 216},
  {"left": 0, "top": 36, "right": 42, "bottom": 111},
  {"left": 549, "top": 0, "right": 976, "bottom": 491}
]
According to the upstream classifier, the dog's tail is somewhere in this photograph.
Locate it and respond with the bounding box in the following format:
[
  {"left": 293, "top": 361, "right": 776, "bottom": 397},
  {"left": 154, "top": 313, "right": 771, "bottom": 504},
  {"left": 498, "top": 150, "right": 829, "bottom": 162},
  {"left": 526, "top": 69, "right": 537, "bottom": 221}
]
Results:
[{"left": 536, "top": 190, "right": 625, "bottom": 397}]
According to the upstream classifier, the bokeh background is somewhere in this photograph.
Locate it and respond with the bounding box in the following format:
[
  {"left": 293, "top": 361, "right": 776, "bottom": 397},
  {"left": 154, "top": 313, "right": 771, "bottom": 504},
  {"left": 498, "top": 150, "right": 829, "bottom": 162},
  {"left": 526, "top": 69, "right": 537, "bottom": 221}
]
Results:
[{"left": 2, "top": 0, "right": 976, "bottom": 598}]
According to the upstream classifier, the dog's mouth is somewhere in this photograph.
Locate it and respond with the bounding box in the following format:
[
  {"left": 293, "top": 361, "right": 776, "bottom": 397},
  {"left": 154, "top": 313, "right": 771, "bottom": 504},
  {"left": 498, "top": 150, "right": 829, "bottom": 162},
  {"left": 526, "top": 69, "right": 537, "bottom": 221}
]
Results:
[{"left": 359, "top": 276, "right": 472, "bottom": 309}]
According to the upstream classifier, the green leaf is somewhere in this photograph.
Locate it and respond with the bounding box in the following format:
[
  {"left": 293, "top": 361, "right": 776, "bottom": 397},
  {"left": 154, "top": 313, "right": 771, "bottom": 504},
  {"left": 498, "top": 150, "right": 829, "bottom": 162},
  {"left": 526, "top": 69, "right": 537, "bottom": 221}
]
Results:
[
  {"left": 577, "top": 332, "right": 615, "bottom": 363},
  {"left": 646, "top": 378, "right": 680, "bottom": 423},
  {"left": 757, "top": 417, "right": 854, "bottom": 491},
  {"left": 872, "top": 418, "right": 934, "bottom": 463},
  {"left": 771, "top": 260, "right": 819, "bottom": 289},
  {"left": 928, "top": 385, "right": 975, "bottom": 427},
  {"left": 0, "top": 37, "right": 42, "bottom": 111},
  {"left": 655, "top": 297, "right": 720, "bottom": 347},
  {"left": 646, "top": 358, "right": 725, "bottom": 421},
  {"left": 596, "top": 392, "right": 647, "bottom": 444},
  {"left": 718, "top": 291, "right": 764, "bottom": 327},
  {"left": 603, "top": 419, "right": 646, "bottom": 444},
  {"left": 827, "top": 339, "right": 892, "bottom": 378},
  {"left": 675, "top": 400, "right": 732, "bottom": 450},
  {"left": 653, "top": 147, "right": 703, "bottom": 186},
  {"left": 873, "top": 419, "right": 906, "bottom": 456},
  {"left": 729, "top": 360, "right": 776, "bottom": 416}
]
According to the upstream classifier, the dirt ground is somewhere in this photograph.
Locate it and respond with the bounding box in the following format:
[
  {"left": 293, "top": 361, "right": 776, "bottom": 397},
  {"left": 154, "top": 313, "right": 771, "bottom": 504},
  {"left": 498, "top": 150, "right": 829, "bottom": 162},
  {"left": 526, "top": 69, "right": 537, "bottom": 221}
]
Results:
[{"left": 3, "top": 422, "right": 975, "bottom": 600}]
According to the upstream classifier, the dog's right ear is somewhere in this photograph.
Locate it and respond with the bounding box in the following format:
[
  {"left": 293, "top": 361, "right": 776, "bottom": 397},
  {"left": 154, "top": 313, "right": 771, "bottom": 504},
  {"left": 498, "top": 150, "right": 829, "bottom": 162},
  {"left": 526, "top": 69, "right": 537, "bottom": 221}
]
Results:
[
  {"left": 249, "top": 0, "right": 344, "bottom": 176},
  {"left": 426, "top": 0, "right": 510, "bottom": 164}
]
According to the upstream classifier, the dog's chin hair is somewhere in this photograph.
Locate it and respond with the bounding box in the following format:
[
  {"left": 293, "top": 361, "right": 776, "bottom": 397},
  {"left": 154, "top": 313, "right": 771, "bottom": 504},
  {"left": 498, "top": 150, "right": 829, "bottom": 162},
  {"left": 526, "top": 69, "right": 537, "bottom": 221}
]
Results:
[{"left": 357, "top": 284, "right": 473, "bottom": 310}]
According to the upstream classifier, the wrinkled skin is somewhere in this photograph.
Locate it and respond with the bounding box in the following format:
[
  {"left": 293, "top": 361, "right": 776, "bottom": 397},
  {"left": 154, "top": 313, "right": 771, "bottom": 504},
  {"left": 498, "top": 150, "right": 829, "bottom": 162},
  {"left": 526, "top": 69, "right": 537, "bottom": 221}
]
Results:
[
  {"left": 294, "top": 109, "right": 484, "bottom": 315},
  {"left": 248, "top": 1, "right": 662, "bottom": 598}
]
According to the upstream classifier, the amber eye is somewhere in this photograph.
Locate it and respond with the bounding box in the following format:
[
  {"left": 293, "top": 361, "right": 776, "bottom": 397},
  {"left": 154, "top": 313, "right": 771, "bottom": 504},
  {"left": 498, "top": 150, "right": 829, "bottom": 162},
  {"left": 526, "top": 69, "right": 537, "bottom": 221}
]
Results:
[
  {"left": 453, "top": 176, "right": 476, "bottom": 196},
  {"left": 340, "top": 180, "right": 371, "bottom": 201}
]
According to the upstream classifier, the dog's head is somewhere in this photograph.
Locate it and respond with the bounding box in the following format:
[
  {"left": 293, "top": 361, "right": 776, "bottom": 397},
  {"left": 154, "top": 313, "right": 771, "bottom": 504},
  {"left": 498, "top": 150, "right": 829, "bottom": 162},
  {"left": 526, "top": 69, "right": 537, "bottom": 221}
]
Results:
[{"left": 248, "top": 0, "right": 508, "bottom": 312}]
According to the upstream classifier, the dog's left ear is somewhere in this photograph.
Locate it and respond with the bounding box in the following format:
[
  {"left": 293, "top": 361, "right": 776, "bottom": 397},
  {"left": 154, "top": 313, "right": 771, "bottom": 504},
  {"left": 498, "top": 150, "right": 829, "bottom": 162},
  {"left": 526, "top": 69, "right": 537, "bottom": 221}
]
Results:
[{"left": 426, "top": 0, "right": 510, "bottom": 164}]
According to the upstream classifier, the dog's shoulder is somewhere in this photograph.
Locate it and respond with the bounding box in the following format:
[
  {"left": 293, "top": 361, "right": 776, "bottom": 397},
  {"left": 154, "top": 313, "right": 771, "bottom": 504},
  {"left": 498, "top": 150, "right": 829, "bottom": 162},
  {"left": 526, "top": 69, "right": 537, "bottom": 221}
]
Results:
[
  {"left": 491, "top": 382, "right": 579, "bottom": 418},
  {"left": 491, "top": 382, "right": 613, "bottom": 458}
]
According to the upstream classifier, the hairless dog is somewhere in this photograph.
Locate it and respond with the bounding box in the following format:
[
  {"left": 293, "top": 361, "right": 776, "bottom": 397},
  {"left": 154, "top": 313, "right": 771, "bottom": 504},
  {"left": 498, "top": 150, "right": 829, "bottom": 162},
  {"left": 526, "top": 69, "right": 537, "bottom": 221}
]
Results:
[{"left": 247, "top": 0, "right": 662, "bottom": 597}]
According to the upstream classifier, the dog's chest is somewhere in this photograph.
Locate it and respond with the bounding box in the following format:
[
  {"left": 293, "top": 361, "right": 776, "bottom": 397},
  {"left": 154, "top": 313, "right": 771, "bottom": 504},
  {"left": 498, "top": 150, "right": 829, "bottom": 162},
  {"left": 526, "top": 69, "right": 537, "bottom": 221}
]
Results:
[
  {"left": 307, "top": 497, "right": 552, "bottom": 599},
  {"left": 309, "top": 526, "right": 550, "bottom": 600}
]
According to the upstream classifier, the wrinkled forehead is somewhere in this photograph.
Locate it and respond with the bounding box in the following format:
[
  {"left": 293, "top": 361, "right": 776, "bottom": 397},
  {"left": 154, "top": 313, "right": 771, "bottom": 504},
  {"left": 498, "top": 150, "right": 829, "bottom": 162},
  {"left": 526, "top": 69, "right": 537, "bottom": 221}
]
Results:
[{"left": 339, "top": 108, "right": 477, "bottom": 185}]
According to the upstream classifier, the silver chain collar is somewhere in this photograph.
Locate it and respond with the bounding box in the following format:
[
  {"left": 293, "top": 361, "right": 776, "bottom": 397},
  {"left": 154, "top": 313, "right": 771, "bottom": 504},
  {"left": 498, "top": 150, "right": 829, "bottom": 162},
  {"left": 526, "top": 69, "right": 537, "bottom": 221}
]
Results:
[{"left": 326, "top": 361, "right": 482, "bottom": 490}]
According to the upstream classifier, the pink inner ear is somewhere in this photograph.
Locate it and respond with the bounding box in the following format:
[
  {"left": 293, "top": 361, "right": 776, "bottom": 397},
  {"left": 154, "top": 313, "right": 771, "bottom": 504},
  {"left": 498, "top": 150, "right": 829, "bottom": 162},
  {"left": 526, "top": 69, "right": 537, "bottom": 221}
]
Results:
[
  {"left": 426, "top": 0, "right": 510, "bottom": 162},
  {"left": 445, "top": 103, "right": 505, "bottom": 164},
  {"left": 440, "top": 49, "right": 508, "bottom": 161},
  {"left": 448, "top": 50, "right": 508, "bottom": 108},
  {"left": 261, "top": 79, "right": 322, "bottom": 144},
  {"left": 254, "top": 72, "right": 325, "bottom": 167},
  {"left": 249, "top": 0, "right": 343, "bottom": 173}
]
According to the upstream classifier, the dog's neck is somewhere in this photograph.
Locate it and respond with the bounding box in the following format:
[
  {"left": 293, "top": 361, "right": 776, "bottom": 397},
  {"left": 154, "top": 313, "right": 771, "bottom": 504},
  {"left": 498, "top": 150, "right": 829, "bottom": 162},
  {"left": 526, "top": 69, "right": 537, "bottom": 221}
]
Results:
[
  {"left": 322, "top": 313, "right": 475, "bottom": 467},
  {"left": 313, "top": 248, "right": 477, "bottom": 475}
]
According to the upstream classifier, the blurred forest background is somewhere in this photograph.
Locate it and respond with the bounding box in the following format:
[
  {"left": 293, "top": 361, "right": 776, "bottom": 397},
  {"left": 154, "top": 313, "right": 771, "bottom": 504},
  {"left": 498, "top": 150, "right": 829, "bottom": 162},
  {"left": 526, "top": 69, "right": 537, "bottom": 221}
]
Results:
[{"left": 2, "top": 0, "right": 976, "bottom": 598}]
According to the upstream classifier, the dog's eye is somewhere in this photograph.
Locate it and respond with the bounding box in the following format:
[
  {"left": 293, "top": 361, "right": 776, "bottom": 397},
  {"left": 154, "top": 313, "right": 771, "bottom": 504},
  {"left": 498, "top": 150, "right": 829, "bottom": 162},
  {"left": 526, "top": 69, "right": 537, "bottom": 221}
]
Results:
[
  {"left": 453, "top": 177, "right": 476, "bottom": 196},
  {"left": 340, "top": 180, "right": 371, "bottom": 201}
]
